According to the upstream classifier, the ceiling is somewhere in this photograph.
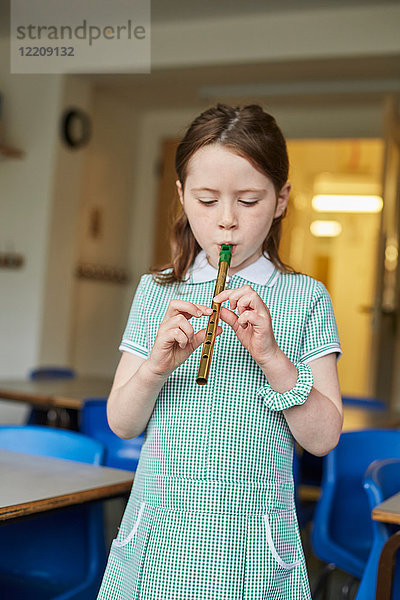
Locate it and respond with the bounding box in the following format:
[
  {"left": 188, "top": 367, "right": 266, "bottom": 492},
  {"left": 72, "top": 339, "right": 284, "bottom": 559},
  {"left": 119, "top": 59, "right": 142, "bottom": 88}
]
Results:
[
  {"left": 150, "top": 0, "right": 397, "bottom": 23},
  {"left": 83, "top": 1, "right": 400, "bottom": 106},
  {"left": 1, "top": 0, "right": 398, "bottom": 34},
  {"left": 2, "top": 0, "right": 399, "bottom": 109},
  {"left": 89, "top": 54, "right": 400, "bottom": 110}
]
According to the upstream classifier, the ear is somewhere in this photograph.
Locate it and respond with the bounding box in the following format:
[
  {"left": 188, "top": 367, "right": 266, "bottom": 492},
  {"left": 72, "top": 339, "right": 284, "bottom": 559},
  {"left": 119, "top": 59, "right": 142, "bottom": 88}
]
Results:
[
  {"left": 176, "top": 180, "right": 184, "bottom": 206},
  {"left": 274, "top": 182, "right": 291, "bottom": 218}
]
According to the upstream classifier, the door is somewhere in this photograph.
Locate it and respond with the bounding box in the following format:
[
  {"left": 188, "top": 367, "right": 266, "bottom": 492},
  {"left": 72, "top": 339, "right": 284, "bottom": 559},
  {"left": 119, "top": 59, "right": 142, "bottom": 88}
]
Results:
[
  {"left": 152, "top": 138, "right": 180, "bottom": 268},
  {"left": 370, "top": 96, "right": 400, "bottom": 408}
]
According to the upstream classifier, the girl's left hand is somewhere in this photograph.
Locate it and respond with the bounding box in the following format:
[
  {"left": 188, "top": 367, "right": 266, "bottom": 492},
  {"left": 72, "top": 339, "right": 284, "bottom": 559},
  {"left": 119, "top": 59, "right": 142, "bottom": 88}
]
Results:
[{"left": 214, "top": 285, "right": 279, "bottom": 369}]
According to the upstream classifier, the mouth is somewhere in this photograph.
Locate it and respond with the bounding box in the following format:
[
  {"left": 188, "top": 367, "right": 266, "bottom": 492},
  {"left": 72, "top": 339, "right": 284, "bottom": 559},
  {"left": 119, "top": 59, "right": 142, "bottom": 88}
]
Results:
[{"left": 218, "top": 244, "right": 237, "bottom": 255}]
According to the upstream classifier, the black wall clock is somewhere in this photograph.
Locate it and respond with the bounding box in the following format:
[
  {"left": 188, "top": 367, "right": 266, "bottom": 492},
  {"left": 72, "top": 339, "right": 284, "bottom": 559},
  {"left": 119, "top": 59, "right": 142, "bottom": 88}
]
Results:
[{"left": 61, "top": 108, "right": 91, "bottom": 149}]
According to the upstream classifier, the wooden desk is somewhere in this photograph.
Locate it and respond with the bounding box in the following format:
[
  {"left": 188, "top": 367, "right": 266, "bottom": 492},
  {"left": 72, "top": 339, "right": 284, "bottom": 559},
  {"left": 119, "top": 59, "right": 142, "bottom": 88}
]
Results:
[
  {"left": 372, "top": 492, "right": 400, "bottom": 600},
  {"left": 342, "top": 407, "right": 400, "bottom": 432},
  {"left": 1, "top": 382, "right": 398, "bottom": 423},
  {"left": 0, "top": 449, "right": 134, "bottom": 522},
  {"left": 373, "top": 492, "right": 400, "bottom": 525},
  {"left": 0, "top": 376, "right": 112, "bottom": 410}
]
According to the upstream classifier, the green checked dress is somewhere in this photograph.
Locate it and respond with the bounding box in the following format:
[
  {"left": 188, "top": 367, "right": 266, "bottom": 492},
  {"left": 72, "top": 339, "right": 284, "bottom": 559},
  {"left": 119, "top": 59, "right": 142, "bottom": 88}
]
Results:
[{"left": 97, "top": 252, "right": 341, "bottom": 600}]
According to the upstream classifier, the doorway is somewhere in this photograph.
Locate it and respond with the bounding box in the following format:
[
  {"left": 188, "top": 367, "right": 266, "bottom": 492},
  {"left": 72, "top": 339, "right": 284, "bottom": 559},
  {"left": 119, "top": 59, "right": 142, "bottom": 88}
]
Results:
[{"left": 283, "top": 139, "right": 384, "bottom": 397}]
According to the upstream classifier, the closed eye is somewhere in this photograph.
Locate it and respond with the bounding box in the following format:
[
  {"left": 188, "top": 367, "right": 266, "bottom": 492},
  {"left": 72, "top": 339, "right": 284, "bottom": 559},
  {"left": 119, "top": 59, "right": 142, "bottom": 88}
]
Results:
[
  {"left": 197, "top": 198, "right": 217, "bottom": 205},
  {"left": 239, "top": 199, "right": 259, "bottom": 206}
]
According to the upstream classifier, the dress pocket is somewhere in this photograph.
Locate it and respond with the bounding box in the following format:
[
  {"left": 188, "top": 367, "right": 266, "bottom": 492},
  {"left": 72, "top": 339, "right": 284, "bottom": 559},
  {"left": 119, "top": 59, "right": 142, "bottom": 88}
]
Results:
[
  {"left": 112, "top": 501, "right": 146, "bottom": 548},
  {"left": 97, "top": 501, "right": 151, "bottom": 599},
  {"left": 263, "top": 512, "right": 301, "bottom": 571}
]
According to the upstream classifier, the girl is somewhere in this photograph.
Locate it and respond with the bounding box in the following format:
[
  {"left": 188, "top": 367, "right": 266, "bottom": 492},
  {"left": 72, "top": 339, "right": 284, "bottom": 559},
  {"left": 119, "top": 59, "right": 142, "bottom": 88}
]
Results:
[{"left": 97, "top": 104, "right": 342, "bottom": 600}]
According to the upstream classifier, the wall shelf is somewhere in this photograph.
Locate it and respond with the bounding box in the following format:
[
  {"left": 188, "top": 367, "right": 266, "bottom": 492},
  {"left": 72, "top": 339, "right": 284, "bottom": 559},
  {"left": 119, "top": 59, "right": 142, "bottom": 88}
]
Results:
[
  {"left": 76, "top": 263, "right": 130, "bottom": 285},
  {"left": 0, "top": 252, "right": 25, "bottom": 269},
  {"left": 0, "top": 145, "right": 24, "bottom": 159}
]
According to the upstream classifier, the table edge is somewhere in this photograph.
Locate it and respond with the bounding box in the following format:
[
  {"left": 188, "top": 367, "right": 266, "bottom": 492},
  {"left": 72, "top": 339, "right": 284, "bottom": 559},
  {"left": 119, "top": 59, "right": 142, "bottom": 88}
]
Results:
[{"left": 0, "top": 479, "right": 133, "bottom": 521}]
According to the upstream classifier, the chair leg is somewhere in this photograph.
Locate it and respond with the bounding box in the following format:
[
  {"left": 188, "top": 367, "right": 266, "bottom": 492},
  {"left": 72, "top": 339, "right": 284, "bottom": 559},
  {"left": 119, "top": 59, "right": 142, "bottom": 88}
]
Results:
[
  {"left": 376, "top": 530, "right": 400, "bottom": 600},
  {"left": 341, "top": 575, "right": 359, "bottom": 599},
  {"left": 312, "top": 562, "right": 336, "bottom": 600},
  {"left": 300, "top": 521, "right": 312, "bottom": 559}
]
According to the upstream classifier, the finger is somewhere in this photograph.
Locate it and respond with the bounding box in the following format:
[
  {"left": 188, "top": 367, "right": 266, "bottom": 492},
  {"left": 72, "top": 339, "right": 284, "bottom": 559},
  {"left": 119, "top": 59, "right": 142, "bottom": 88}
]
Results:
[
  {"left": 214, "top": 286, "right": 257, "bottom": 310},
  {"left": 212, "top": 289, "right": 231, "bottom": 303},
  {"left": 237, "top": 310, "right": 268, "bottom": 329},
  {"left": 173, "top": 327, "right": 190, "bottom": 349},
  {"left": 214, "top": 284, "right": 254, "bottom": 302},
  {"left": 166, "top": 300, "right": 212, "bottom": 320},
  {"left": 236, "top": 293, "right": 261, "bottom": 315},
  {"left": 192, "top": 325, "right": 223, "bottom": 350},
  {"left": 159, "top": 315, "right": 194, "bottom": 346},
  {"left": 192, "top": 327, "right": 207, "bottom": 350},
  {"left": 213, "top": 289, "right": 241, "bottom": 309},
  {"left": 219, "top": 306, "right": 239, "bottom": 332},
  {"left": 191, "top": 305, "right": 215, "bottom": 321},
  {"left": 171, "top": 315, "right": 195, "bottom": 342}
]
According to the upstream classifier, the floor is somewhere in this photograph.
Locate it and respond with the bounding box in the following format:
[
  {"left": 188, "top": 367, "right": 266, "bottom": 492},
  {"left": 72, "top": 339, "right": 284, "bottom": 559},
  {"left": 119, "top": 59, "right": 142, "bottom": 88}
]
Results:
[{"left": 103, "top": 500, "right": 361, "bottom": 599}]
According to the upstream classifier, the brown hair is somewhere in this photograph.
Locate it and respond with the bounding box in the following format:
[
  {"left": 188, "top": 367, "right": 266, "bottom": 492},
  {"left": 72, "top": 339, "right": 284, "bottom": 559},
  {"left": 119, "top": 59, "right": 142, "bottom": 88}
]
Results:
[{"left": 151, "top": 103, "right": 292, "bottom": 284}]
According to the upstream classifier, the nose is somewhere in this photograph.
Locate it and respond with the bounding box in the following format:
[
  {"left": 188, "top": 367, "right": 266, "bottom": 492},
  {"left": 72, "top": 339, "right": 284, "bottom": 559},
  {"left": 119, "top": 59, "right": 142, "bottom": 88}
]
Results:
[{"left": 218, "top": 202, "right": 238, "bottom": 230}]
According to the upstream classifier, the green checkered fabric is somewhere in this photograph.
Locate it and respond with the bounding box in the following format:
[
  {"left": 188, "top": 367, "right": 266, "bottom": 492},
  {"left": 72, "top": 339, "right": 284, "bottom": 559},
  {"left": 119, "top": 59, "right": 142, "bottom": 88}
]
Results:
[
  {"left": 257, "top": 362, "right": 314, "bottom": 411},
  {"left": 97, "top": 267, "right": 341, "bottom": 600}
]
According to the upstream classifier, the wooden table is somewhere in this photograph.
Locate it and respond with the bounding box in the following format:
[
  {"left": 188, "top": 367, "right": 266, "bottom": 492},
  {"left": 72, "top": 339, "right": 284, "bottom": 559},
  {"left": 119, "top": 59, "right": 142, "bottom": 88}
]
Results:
[
  {"left": 373, "top": 492, "right": 400, "bottom": 525},
  {"left": 1, "top": 380, "right": 398, "bottom": 423},
  {"left": 0, "top": 449, "right": 134, "bottom": 522},
  {"left": 372, "top": 492, "right": 400, "bottom": 600},
  {"left": 0, "top": 376, "right": 112, "bottom": 410},
  {"left": 342, "top": 406, "right": 400, "bottom": 432}
]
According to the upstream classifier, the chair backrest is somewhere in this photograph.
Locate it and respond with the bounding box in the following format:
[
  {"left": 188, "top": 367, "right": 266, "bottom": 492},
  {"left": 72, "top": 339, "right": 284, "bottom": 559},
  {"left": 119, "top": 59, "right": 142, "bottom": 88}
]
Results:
[
  {"left": 0, "top": 425, "right": 104, "bottom": 465},
  {"left": 0, "top": 426, "right": 106, "bottom": 597},
  {"left": 355, "top": 458, "right": 400, "bottom": 599},
  {"left": 364, "top": 458, "right": 400, "bottom": 506},
  {"left": 81, "top": 398, "right": 114, "bottom": 439},
  {"left": 29, "top": 366, "right": 76, "bottom": 380},
  {"left": 342, "top": 396, "right": 386, "bottom": 411},
  {"left": 82, "top": 398, "right": 144, "bottom": 470},
  {"left": 312, "top": 429, "right": 400, "bottom": 578}
]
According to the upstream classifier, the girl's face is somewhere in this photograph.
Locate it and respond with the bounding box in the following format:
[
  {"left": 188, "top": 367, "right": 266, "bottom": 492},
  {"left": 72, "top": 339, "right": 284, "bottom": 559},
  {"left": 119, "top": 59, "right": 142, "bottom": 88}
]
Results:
[{"left": 176, "top": 144, "right": 290, "bottom": 274}]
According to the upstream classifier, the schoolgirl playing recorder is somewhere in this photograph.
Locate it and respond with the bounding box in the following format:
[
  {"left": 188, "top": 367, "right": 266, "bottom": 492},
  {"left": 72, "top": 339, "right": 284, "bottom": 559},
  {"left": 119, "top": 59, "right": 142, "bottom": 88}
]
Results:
[{"left": 97, "top": 103, "right": 342, "bottom": 600}]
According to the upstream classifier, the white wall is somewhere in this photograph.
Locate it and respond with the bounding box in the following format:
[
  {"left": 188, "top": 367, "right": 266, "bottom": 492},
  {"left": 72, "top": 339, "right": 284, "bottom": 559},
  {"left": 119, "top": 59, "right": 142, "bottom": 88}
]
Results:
[
  {"left": 70, "top": 90, "right": 138, "bottom": 376},
  {"left": 39, "top": 76, "right": 93, "bottom": 367},
  {"left": 0, "top": 38, "right": 63, "bottom": 380},
  {"left": 151, "top": 4, "right": 400, "bottom": 68},
  {"left": 0, "top": 37, "right": 64, "bottom": 421}
]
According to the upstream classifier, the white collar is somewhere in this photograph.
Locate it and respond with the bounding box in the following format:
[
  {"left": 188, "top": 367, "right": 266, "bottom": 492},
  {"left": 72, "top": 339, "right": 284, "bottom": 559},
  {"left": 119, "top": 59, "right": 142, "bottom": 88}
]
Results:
[{"left": 187, "top": 250, "right": 278, "bottom": 286}]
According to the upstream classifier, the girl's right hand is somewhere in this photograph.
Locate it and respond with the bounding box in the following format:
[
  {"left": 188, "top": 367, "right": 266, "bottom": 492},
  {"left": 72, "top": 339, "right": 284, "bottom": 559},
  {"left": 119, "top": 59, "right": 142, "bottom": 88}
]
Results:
[{"left": 146, "top": 300, "right": 220, "bottom": 377}]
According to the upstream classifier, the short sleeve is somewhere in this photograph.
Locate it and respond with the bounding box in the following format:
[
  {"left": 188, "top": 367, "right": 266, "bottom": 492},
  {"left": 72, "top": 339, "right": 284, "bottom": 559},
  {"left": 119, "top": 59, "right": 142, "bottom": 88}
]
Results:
[
  {"left": 119, "top": 275, "right": 150, "bottom": 359},
  {"left": 299, "top": 281, "right": 342, "bottom": 363}
]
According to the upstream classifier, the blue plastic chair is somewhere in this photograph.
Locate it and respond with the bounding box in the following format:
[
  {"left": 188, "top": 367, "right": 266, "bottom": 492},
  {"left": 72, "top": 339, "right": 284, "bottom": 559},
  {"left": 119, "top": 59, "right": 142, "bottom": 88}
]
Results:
[
  {"left": 81, "top": 398, "right": 145, "bottom": 471},
  {"left": 311, "top": 429, "right": 400, "bottom": 596},
  {"left": 0, "top": 425, "right": 107, "bottom": 600},
  {"left": 29, "top": 367, "right": 76, "bottom": 380},
  {"left": 27, "top": 367, "right": 77, "bottom": 429},
  {"left": 355, "top": 458, "right": 400, "bottom": 600},
  {"left": 296, "top": 397, "right": 386, "bottom": 510},
  {"left": 342, "top": 396, "right": 386, "bottom": 411}
]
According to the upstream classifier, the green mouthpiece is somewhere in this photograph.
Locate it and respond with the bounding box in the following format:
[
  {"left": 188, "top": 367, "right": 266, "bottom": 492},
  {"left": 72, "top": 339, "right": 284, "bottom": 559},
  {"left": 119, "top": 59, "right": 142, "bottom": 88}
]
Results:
[{"left": 219, "top": 244, "right": 232, "bottom": 265}]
